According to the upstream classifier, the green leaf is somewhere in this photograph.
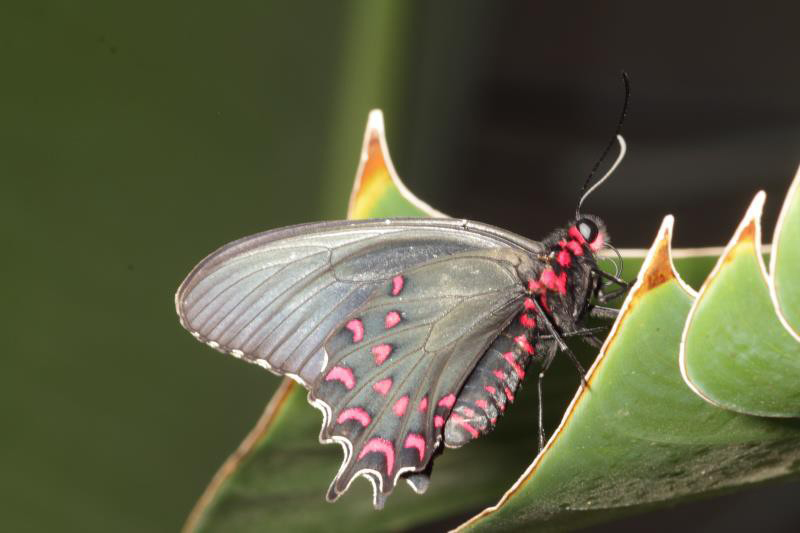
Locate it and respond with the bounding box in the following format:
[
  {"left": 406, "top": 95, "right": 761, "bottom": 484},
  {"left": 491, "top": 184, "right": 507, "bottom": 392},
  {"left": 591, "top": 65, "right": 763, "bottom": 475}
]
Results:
[
  {"left": 185, "top": 112, "right": 800, "bottom": 532},
  {"left": 459, "top": 217, "right": 800, "bottom": 532},
  {"left": 680, "top": 189, "right": 800, "bottom": 417},
  {"left": 771, "top": 166, "right": 800, "bottom": 334}
]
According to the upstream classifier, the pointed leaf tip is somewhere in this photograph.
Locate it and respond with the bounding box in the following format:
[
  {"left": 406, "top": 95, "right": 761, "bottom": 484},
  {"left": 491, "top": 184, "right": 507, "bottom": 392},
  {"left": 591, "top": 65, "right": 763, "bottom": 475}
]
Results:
[
  {"left": 681, "top": 189, "right": 800, "bottom": 418},
  {"left": 347, "top": 110, "right": 445, "bottom": 219}
]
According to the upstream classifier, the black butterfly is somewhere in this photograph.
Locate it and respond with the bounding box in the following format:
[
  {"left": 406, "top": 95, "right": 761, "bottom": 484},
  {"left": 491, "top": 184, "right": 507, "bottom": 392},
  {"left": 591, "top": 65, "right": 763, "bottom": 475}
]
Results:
[{"left": 176, "top": 78, "right": 632, "bottom": 509}]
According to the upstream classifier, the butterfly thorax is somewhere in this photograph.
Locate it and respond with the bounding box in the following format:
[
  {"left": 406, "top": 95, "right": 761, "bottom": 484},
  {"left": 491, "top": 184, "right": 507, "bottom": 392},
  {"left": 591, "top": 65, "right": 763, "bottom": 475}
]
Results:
[{"left": 443, "top": 215, "right": 608, "bottom": 448}]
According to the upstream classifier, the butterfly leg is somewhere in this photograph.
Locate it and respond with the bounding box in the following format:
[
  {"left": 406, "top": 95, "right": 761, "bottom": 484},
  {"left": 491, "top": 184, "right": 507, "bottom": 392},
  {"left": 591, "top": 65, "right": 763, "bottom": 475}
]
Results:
[
  {"left": 589, "top": 305, "right": 619, "bottom": 320},
  {"left": 595, "top": 270, "right": 631, "bottom": 303},
  {"left": 529, "top": 296, "right": 588, "bottom": 383},
  {"left": 538, "top": 326, "right": 609, "bottom": 340},
  {"left": 537, "top": 344, "right": 559, "bottom": 450}
]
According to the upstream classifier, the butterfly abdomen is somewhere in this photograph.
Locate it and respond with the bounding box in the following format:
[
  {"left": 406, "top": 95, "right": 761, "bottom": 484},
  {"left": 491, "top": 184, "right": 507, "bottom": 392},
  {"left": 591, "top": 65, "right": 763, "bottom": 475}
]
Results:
[{"left": 444, "top": 300, "right": 547, "bottom": 448}]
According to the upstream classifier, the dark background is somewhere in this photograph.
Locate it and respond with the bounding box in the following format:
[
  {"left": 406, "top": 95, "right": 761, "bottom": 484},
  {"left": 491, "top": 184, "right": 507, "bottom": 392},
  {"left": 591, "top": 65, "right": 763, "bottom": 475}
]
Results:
[{"left": 2, "top": 1, "right": 799, "bottom": 532}]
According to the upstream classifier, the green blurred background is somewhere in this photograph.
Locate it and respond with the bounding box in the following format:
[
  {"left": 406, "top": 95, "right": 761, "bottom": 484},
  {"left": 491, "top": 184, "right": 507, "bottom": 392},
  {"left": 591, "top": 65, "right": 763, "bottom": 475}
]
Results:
[{"left": 3, "top": 1, "right": 800, "bottom": 531}]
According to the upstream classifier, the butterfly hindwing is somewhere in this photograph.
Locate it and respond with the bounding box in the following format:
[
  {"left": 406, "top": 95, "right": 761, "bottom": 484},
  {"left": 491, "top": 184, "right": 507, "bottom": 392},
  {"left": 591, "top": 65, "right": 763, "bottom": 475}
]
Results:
[{"left": 313, "top": 251, "right": 528, "bottom": 507}]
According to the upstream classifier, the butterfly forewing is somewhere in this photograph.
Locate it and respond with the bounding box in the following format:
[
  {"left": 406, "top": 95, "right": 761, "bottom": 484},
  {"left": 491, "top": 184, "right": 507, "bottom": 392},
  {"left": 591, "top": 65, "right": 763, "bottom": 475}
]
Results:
[
  {"left": 314, "top": 252, "right": 529, "bottom": 506},
  {"left": 176, "top": 219, "right": 541, "bottom": 384}
]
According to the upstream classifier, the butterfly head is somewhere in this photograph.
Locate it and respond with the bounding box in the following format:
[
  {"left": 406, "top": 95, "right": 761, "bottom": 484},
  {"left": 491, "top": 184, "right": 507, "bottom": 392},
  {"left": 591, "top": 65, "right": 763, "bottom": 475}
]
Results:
[{"left": 571, "top": 214, "right": 607, "bottom": 254}]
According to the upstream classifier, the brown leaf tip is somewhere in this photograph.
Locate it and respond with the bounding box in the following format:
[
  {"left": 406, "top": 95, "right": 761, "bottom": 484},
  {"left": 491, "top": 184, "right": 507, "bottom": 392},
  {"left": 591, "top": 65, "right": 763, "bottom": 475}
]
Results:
[{"left": 639, "top": 218, "right": 676, "bottom": 293}]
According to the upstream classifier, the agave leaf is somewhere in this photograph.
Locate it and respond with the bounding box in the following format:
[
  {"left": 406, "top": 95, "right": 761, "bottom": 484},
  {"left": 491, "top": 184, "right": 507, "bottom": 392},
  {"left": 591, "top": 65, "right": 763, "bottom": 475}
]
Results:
[
  {"left": 771, "top": 166, "right": 800, "bottom": 334},
  {"left": 680, "top": 188, "right": 800, "bottom": 417},
  {"left": 459, "top": 216, "right": 800, "bottom": 532},
  {"left": 185, "top": 112, "right": 800, "bottom": 533}
]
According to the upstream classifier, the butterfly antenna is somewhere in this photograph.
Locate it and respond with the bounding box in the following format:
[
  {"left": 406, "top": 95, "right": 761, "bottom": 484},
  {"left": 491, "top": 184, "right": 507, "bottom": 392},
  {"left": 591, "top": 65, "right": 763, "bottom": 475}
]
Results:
[{"left": 576, "top": 72, "right": 631, "bottom": 218}]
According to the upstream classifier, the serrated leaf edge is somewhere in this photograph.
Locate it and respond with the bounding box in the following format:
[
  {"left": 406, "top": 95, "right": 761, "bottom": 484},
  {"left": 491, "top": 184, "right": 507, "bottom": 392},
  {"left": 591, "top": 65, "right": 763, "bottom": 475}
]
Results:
[
  {"left": 456, "top": 214, "right": 696, "bottom": 531},
  {"left": 679, "top": 184, "right": 800, "bottom": 414}
]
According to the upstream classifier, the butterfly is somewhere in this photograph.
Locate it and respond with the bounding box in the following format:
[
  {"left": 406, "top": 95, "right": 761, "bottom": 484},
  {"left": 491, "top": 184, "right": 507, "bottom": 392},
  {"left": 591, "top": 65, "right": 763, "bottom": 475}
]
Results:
[{"left": 175, "top": 76, "right": 632, "bottom": 509}]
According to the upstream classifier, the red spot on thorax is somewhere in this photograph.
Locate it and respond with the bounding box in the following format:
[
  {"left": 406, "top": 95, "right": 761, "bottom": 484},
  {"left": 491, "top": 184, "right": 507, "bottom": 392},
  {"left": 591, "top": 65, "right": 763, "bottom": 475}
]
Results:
[
  {"left": 523, "top": 297, "right": 536, "bottom": 311},
  {"left": 540, "top": 293, "right": 550, "bottom": 313},
  {"left": 393, "top": 395, "right": 409, "bottom": 417},
  {"left": 345, "top": 319, "right": 364, "bottom": 342},
  {"left": 475, "top": 399, "right": 489, "bottom": 410},
  {"left": 569, "top": 226, "right": 586, "bottom": 244},
  {"left": 504, "top": 386, "right": 515, "bottom": 403},
  {"left": 449, "top": 412, "right": 479, "bottom": 438},
  {"left": 358, "top": 438, "right": 395, "bottom": 475},
  {"left": 514, "top": 335, "right": 534, "bottom": 355},
  {"left": 403, "top": 433, "right": 426, "bottom": 461},
  {"left": 384, "top": 311, "right": 402, "bottom": 329},
  {"left": 337, "top": 407, "right": 371, "bottom": 427},
  {"left": 503, "top": 351, "right": 525, "bottom": 378},
  {"left": 438, "top": 393, "right": 456, "bottom": 409},
  {"left": 561, "top": 238, "right": 584, "bottom": 256},
  {"left": 540, "top": 269, "right": 567, "bottom": 294},
  {"left": 325, "top": 366, "right": 355, "bottom": 389},
  {"left": 373, "top": 378, "right": 392, "bottom": 396},
  {"left": 419, "top": 396, "right": 428, "bottom": 412},
  {"left": 391, "top": 275, "right": 405, "bottom": 296},
  {"left": 519, "top": 313, "right": 536, "bottom": 329},
  {"left": 434, "top": 415, "right": 445, "bottom": 428},
  {"left": 528, "top": 279, "right": 543, "bottom": 292},
  {"left": 557, "top": 249, "right": 572, "bottom": 267},
  {"left": 371, "top": 343, "right": 392, "bottom": 365}
]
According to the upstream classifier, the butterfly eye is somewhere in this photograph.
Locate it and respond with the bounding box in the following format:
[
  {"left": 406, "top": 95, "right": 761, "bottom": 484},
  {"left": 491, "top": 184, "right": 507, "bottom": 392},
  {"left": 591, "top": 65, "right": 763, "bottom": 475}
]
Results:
[{"left": 577, "top": 219, "right": 599, "bottom": 243}]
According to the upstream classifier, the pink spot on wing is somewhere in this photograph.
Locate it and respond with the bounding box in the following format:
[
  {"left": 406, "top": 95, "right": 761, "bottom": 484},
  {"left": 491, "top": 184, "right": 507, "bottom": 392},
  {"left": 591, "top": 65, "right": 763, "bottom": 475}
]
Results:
[
  {"left": 484, "top": 385, "right": 496, "bottom": 395},
  {"left": 523, "top": 297, "right": 536, "bottom": 310},
  {"left": 462, "top": 407, "right": 475, "bottom": 418},
  {"left": 449, "top": 413, "right": 479, "bottom": 438},
  {"left": 514, "top": 335, "right": 534, "bottom": 355},
  {"left": 504, "top": 386, "right": 515, "bottom": 403},
  {"left": 493, "top": 369, "right": 506, "bottom": 380},
  {"left": 437, "top": 394, "right": 456, "bottom": 409},
  {"left": 434, "top": 415, "right": 445, "bottom": 428},
  {"left": 337, "top": 407, "right": 371, "bottom": 427},
  {"left": 384, "top": 311, "right": 402, "bottom": 329},
  {"left": 371, "top": 343, "right": 392, "bottom": 365},
  {"left": 475, "top": 399, "right": 489, "bottom": 410},
  {"left": 520, "top": 313, "right": 536, "bottom": 329},
  {"left": 373, "top": 378, "right": 393, "bottom": 396},
  {"left": 345, "top": 319, "right": 364, "bottom": 342},
  {"left": 569, "top": 225, "right": 586, "bottom": 244},
  {"left": 528, "top": 279, "right": 543, "bottom": 292},
  {"left": 404, "top": 433, "right": 426, "bottom": 461},
  {"left": 557, "top": 249, "right": 572, "bottom": 267},
  {"left": 392, "top": 395, "right": 409, "bottom": 417},
  {"left": 503, "top": 351, "right": 525, "bottom": 378},
  {"left": 357, "top": 437, "right": 395, "bottom": 476},
  {"left": 391, "top": 275, "right": 405, "bottom": 296},
  {"left": 419, "top": 396, "right": 428, "bottom": 412},
  {"left": 489, "top": 417, "right": 497, "bottom": 424},
  {"left": 325, "top": 366, "right": 355, "bottom": 390}
]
